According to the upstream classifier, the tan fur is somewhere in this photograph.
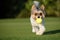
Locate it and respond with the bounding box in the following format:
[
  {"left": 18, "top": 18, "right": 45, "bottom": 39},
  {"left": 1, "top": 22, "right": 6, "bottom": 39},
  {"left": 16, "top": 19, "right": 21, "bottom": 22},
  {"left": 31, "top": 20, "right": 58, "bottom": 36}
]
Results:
[
  {"left": 31, "top": 5, "right": 38, "bottom": 20},
  {"left": 30, "top": 4, "right": 45, "bottom": 35},
  {"left": 31, "top": 4, "right": 45, "bottom": 20},
  {"left": 40, "top": 4, "right": 45, "bottom": 10}
]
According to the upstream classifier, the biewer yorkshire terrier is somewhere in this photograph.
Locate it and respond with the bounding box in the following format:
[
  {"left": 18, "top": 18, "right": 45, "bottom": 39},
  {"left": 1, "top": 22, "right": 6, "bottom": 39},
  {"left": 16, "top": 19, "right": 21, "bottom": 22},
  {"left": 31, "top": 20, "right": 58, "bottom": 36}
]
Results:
[{"left": 30, "top": 1, "right": 46, "bottom": 35}]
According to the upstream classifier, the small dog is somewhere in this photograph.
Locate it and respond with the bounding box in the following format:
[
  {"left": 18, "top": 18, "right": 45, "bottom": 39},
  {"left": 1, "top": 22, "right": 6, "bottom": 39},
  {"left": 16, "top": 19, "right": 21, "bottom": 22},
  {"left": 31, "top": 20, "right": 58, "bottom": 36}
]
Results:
[{"left": 30, "top": 1, "right": 46, "bottom": 35}]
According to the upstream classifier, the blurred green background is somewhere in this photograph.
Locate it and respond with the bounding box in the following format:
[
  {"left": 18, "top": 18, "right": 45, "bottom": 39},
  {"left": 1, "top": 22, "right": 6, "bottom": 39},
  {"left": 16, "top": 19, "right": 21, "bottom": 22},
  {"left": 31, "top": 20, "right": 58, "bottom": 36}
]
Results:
[
  {"left": 0, "top": 0, "right": 60, "bottom": 40},
  {"left": 0, "top": 0, "right": 60, "bottom": 18}
]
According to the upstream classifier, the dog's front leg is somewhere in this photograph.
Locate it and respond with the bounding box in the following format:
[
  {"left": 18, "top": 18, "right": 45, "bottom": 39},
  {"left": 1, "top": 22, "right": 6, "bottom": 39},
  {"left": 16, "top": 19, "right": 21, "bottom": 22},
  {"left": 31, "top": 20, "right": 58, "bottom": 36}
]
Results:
[
  {"left": 32, "top": 25, "right": 36, "bottom": 33},
  {"left": 36, "top": 24, "right": 45, "bottom": 35}
]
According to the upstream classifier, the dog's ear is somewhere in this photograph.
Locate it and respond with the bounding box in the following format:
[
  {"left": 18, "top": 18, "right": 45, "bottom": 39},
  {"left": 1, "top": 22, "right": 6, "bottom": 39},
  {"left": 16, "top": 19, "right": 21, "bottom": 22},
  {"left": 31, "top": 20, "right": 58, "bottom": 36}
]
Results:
[
  {"left": 31, "top": 5, "right": 36, "bottom": 10},
  {"left": 40, "top": 4, "right": 45, "bottom": 10}
]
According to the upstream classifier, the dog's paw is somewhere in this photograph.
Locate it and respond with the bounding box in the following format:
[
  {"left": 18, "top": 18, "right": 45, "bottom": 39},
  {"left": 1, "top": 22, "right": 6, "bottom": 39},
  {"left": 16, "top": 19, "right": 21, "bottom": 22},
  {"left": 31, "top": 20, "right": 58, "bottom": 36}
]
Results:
[
  {"left": 32, "top": 29, "right": 36, "bottom": 33},
  {"left": 36, "top": 32, "right": 43, "bottom": 35}
]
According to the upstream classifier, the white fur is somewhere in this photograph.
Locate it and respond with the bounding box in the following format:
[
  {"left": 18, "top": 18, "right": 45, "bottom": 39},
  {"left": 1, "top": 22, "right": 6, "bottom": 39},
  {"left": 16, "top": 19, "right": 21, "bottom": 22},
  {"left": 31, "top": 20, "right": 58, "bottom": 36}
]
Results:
[{"left": 30, "top": 16, "right": 45, "bottom": 35}]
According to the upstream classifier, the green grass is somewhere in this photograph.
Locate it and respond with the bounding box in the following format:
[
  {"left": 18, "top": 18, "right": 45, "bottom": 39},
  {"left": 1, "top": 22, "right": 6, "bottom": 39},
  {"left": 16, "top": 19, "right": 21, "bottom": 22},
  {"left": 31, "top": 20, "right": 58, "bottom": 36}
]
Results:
[{"left": 0, "top": 17, "right": 60, "bottom": 40}]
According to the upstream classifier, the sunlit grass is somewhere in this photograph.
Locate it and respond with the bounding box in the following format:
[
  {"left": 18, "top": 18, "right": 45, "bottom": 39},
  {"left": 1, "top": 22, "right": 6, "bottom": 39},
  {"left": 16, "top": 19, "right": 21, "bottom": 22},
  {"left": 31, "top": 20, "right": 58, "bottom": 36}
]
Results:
[{"left": 0, "top": 17, "right": 60, "bottom": 40}]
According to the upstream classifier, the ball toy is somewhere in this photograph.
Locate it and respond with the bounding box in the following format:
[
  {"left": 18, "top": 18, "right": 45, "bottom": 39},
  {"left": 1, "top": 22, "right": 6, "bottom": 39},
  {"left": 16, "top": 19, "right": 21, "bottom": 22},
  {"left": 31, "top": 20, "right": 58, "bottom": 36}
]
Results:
[{"left": 36, "top": 17, "right": 42, "bottom": 24}]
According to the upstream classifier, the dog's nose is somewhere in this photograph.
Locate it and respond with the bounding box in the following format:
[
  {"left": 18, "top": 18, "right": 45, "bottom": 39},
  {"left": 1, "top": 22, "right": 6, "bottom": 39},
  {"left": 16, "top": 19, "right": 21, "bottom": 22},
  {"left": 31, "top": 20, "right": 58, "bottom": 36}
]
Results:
[{"left": 38, "top": 16, "right": 40, "bottom": 18}]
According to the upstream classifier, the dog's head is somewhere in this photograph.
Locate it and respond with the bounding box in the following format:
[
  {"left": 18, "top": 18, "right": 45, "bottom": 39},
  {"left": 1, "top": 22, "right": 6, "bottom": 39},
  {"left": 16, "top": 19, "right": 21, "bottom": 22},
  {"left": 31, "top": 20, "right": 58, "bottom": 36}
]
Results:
[
  {"left": 34, "top": 10, "right": 44, "bottom": 19},
  {"left": 31, "top": 4, "right": 45, "bottom": 20}
]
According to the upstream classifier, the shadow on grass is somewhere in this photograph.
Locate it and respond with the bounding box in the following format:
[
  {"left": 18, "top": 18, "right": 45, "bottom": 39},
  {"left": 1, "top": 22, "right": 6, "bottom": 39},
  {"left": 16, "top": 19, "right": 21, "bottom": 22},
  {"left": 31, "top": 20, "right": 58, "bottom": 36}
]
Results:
[{"left": 44, "top": 30, "right": 60, "bottom": 35}]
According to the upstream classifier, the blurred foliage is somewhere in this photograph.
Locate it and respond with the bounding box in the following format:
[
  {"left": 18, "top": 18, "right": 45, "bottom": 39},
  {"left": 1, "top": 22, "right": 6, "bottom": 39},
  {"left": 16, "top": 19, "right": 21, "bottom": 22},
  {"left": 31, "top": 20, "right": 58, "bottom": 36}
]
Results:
[
  {"left": 17, "top": 0, "right": 60, "bottom": 18},
  {"left": 1, "top": 0, "right": 60, "bottom": 18}
]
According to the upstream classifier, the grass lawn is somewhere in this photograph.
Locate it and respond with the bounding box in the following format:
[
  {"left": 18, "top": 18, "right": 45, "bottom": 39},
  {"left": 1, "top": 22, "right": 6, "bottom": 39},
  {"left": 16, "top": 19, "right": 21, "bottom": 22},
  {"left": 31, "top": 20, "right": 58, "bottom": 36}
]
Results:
[{"left": 0, "top": 17, "right": 60, "bottom": 40}]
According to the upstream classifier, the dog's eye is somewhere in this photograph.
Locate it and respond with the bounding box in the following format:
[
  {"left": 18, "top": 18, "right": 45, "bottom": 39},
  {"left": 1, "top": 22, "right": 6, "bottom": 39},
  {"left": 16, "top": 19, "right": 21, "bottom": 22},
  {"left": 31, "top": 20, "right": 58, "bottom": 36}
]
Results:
[
  {"left": 35, "top": 13, "right": 37, "bottom": 16},
  {"left": 39, "top": 13, "right": 42, "bottom": 16}
]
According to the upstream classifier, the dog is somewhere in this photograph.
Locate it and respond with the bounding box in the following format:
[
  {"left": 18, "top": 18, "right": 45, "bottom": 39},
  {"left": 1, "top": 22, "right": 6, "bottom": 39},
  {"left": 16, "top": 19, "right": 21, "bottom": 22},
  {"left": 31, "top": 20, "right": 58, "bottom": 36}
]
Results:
[{"left": 30, "top": 1, "right": 46, "bottom": 35}]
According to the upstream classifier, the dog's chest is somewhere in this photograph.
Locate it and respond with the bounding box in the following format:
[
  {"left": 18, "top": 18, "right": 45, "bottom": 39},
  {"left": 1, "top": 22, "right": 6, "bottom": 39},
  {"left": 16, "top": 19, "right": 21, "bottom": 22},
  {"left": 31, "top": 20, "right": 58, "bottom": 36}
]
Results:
[{"left": 30, "top": 17, "right": 44, "bottom": 26}]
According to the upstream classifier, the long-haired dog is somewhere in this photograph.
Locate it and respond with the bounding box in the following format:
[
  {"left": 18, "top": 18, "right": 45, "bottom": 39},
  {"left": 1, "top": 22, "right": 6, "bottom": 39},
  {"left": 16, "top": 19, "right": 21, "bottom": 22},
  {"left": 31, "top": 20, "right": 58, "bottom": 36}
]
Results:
[{"left": 30, "top": 1, "right": 46, "bottom": 35}]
